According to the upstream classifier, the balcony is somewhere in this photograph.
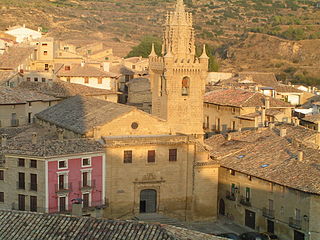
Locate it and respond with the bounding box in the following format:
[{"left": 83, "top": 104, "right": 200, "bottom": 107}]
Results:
[
  {"left": 239, "top": 196, "right": 252, "bottom": 207},
  {"left": 11, "top": 119, "right": 19, "bottom": 127},
  {"left": 262, "top": 207, "right": 275, "bottom": 219},
  {"left": 289, "top": 217, "right": 302, "bottom": 230},
  {"left": 79, "top": 180, "right": 96, "bottom": 191},
  {"left": 17, "top": 181, "right": 25, "bottom": 190},
  {"left": 226, "top": 191, "right": 236, "bottom": 201},
  {"left": 29, "top": 183, "right": 38, "bottom": 192},
  {"left": 55, "top": 183, "right": 72, "bottom": 193}
]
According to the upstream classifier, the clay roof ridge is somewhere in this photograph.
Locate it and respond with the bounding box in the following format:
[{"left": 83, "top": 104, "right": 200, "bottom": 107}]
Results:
[{"left": 241, "top": 91, "right": 258, "bottom": 107}]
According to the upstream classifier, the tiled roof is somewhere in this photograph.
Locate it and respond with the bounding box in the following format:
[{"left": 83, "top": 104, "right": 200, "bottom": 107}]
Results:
[
  {"left": 36, "top": 95, "right": 135, "bottom": 134},
  {"left": 0, "top": 210, "right": 223, "bottom": 240},
  {"left": 0, "top": 87, "right": 58, "bottom": 105},
  {"left": 18, "top": 80, "right": 118, "bottom": 98},
  {"left": 204, "top": 88, "right": 292, "bottom": 108},
  {"left": 1, "top": 125, "right": 104, "bottom": 157},
  {"left": 56, "top": 63, "right": 118, "bottom": 78},
  {"left": 0, "top": 71, "right": 18, "bottom": 84},
  {"left": 205, "top": 124, "right": 320, "bottom": 194},
  {"left": 215, "top": 72, "right": 303, "bottom": 93},
  {"left": 302, "top": 114, "right": 320, "bottom": 123},
  {"left": 0, "top": 45, "right": 34, "bottom": 69},
  {"left": 110, "top": 64, "right": 135, "bottom": 75}
]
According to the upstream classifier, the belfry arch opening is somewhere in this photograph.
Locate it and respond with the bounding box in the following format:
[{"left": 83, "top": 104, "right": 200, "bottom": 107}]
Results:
[{"left": 182, "top": 76, "right": 190, "bottom": 96}]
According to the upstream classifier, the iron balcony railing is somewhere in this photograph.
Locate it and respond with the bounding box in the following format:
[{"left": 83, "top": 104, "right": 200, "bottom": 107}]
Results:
[
  {"left": 55, "top": 183, "right": 72, "bottom": 193},
  {"left": 289, "top": 217, "right": 302, "bottom": 229},
  {"left": 17, "top": 181, "right": 25, "bottom": 190},
  {"left": 29, "top": 183, "right": 38, "bottom": 191},
  {"left": 239, "top": 196, "right": 252, "bottom": 207},
  {"left": 226, "top": 191, "right": 236, "bottom": 201},
  {"left": 11, "top": 119, "right": 19, "bottom": 127},
  {"left": 262, "top": 207, "right": 275, "bottom": 219},
  {"left": 79, "top": 179, "right": 96, "bottom": 190}
]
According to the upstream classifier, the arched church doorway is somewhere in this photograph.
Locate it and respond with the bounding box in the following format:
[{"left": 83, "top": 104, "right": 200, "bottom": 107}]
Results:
[
  {"left": 219, "top": 198, "right": 225, "bottom": 215},
  {"left": 140, "top": 189, "right": 157, "bottom": 213}
]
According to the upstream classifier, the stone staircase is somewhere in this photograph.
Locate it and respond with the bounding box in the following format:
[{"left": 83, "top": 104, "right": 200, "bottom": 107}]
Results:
[{"left": 133, "top": 213, "right": 186, "bottom": 228}]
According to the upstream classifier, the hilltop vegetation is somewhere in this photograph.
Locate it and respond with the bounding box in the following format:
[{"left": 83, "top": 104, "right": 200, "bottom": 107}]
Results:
[{"left": 1, "top": 0, "right": 320, "bottom": 84}]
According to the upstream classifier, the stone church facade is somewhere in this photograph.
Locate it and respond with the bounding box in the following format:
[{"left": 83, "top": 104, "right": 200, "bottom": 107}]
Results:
[{"left": 0, "top": 0, "right": 218, "bottom": 222}]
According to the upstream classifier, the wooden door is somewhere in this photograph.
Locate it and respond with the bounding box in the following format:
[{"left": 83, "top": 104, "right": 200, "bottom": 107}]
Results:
[
  {"left": 245, "top": 209, "right": 255, "bottom": 229},
  {"left": 140, "top": 189, "right": 157, "bottom": 213}
]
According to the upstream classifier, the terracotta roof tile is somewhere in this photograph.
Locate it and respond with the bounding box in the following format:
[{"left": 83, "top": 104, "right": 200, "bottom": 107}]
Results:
[
  {"left": 0, "top": 87, "right": 58, "bottom": 105},
  {"left": 57, "top": 63, "right": 118, "bottom": 78},
  {"left": 36, "top": 96, "right": 135, "bottom": 134},
  {"left": 18, "top": 80, "right": 118, "bottom": 98},
  {"left": 204, "top": 88, "right": 292, "bottom": 108},
  {"left": 0, "top": 45, "right": 34, "bottom": 69},
  {"left": 205, "top": 124, "right": 320, "bottom": 194},
  {"left": 0, "top": 210, "right": 223, "bottom": 240}
]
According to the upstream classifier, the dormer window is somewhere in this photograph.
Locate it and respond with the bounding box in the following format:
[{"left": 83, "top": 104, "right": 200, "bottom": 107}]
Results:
[{"left": 182, "top": 76, "right": 190, "bottom": 96}]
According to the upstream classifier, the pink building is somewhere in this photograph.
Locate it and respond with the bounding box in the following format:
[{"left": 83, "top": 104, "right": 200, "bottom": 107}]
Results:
[{"left": 47, "top": 153, "right": 105, "bottom": 213}]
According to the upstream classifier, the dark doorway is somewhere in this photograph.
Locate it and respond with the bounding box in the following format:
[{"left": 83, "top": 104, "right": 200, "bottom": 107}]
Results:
[
  {"left": 140, "top": 189, "right": 157, "bottom": 213},
  {"left": 245, "top": 209, "right": 256, "bottom": 229},
  {"left": 294, "top": 230, "right": 305, "bottom": 240},
  {"left": 267, "top": 219, "right": 274, "bottom": 233},
  {"left": 219, "top": 199, "right": 225, "bottom": 215}
]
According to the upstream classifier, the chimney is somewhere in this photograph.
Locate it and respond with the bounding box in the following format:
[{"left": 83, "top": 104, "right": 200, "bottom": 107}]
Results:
[
  {"left": 1, "top": 134, "right": 8, "bottom": 147},
  {"left": 57, "top": 129, "right": 64, "bottom": 140},
  {"left": 226, "top": 134, "right": 232, "bottom": 141},
  {"left": 316, "top": 124, "right": 320, "bottom": 148},
  {"left": 292, "top": 117, "right": 300, "bottom": 126},
  {"left": 71, "top": 199, "right": 83, "bottom": 217},
  {"left": 280, "top": 128, "right": 287, "bottom": 137},
  {"left": 32, "top": 132, "right": 37, "bottom": 144},
  {"left": 265, "top": 96, "right": 270, "bottom": 109},
  {"left": 261, "top": 108, "right": 266, "bottom": 127},
  {"left": 298, "top": 151, "right": 303, "bottom": 162},
  {"left": 269, "top": 122, "right": 275, "bottom": 130},
  {"left": 103, "top": 62, "right": 110, "bottom": 72}
]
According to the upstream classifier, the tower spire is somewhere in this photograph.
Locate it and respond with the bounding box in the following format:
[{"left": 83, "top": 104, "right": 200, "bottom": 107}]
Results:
[
  {"left": 176, "top": 0, "right": 185, "bottom": 12},
  {"left": 149, "top": 43, "right": 157, "bottom": 57}
]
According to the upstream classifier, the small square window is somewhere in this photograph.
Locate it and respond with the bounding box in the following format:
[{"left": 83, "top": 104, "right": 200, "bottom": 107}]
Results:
[
  {"left": 58, "top": 160, "right": 67, "bottom": 169},
  {"left": 124, "top": 150, "right": 132, "bottom": 164},
  {"left": 30, "top": 160, "right": 37, "bottom": 168},
  {"left": 18, "top": 158, "right": 25, "bottom": 167},
  {"left": 26, "top": 77, "right": 31, "bottom": 81},
  {"left": 82, "top": 158, "right": 91, "bottom": 166},
  {"left": 98, "top": 77, "right": 102, "bottom": 84},
  {"left": 43, "top": 51, "right": 48, "bottom": 55},
  {"left": 169, "top": 149, "right": 177, "bottom": 162},
  {"left": 0, "top": 192, "right": 4, "bottom": 202},
  {"left": 65, "top": 66, "right": 70, "bottom": 71},
  {"left": 42, "top": 43, "right": 48, "bottom": 46},
  {"left": 84, "top": 77, "right": 89, "bottom": 84},
  {"left": 0, "top": 170, "right": 4, "bottom": 180},
  {"left": 42, "top": 78, "right": 46, "bottom": 82},
  {"left": 34, "top": 77, "right": 38, "bottom": 82},
  {"left": 147, "top": 150, "right": 155, "bottom": 163}
]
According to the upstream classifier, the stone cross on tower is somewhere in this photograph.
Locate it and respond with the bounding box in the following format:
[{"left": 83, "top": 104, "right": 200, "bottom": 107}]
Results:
[{"left": 162, "top": 0, "right": 195, "bottom": 60}]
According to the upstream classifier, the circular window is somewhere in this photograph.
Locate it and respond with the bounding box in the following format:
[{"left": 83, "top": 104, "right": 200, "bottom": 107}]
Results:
[{"left": 131, "top": 122, "right": 139, "bottom": 129}]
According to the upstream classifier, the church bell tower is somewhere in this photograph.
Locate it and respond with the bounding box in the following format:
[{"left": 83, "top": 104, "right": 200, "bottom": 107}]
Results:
[{"left": 149, "top": 0, "right": 208, "bottom": 136}]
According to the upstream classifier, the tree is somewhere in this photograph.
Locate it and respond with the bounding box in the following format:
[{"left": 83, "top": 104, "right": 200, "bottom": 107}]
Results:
[
  {"left": 126, "top": 35, "right": 162, "bottom": 58},
  {"left": 196, "top": 44, "right": 219, "bottom": 72}
]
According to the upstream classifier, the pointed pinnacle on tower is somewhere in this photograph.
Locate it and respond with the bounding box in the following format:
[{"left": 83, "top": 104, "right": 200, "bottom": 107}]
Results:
[
  {"left": 176, "top": 0, "right": 185, "bottom": 13},
  {"left": 199, "top": 44, "right": 209, "bottom": 59},
  {"left": 149, "top": 43, "right": 157, "bottom": 57}
]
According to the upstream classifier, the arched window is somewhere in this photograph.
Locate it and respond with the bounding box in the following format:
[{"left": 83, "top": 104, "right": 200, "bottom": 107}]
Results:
[{"left": 182, "top": 76, "right": 190, "bottom": 96}]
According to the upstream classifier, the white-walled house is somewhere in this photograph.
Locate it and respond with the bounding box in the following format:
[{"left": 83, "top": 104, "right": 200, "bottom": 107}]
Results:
[
  {"left": 56, "top": 63, "right": 119, "bottom": 91},
  {"left": 5, "top": 25, "right": 42, "bottom": 43}
]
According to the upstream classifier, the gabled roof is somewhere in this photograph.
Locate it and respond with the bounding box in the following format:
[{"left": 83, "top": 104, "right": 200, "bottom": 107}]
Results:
[
  {"left": 0, "top": 45, "right": 35, "bottom": 69},
  {"left": 204, "top": 88, "right": 292, "bottom": 108},
  {"left": 56, "top": 63, "right": 118, "bottom": 78},
  {"left": 205, "top": 124, "right": 320, "bottom": 195},
  {"left": 36, "top": 96, "right": 135, "bottom": 134},
  {"left": 18, "top": 80, "right": 118, "bottom": 98},
  {"left": 302, "top": 114, "right": 320, "bottom": 124},
  {"left": 1, "top": 126, "right": 104, "bottom": 158},
  {"left": 0, "top": 71, "right": 18, "bottom": 85},
  {"left": 0, "top": 87, "right": 58, "bottom": 105},
  {"left": 0, "top": 210, "right": 223, "bottom": 240}
]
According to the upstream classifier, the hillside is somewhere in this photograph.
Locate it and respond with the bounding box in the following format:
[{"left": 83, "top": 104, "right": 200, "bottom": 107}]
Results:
[{"left": 1, "top": 0, "right": 320, "bottom": 83}]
